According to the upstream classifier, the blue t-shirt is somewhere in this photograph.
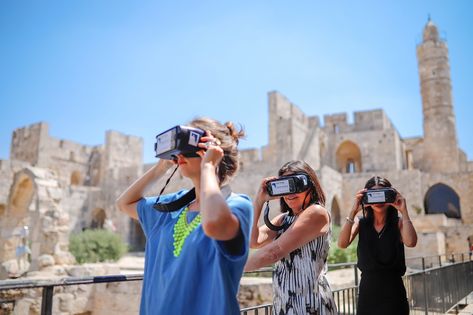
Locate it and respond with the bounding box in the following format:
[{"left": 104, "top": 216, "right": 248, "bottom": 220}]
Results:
[{"left": 137, "top": 190, "right": 253, "bottom": 315}]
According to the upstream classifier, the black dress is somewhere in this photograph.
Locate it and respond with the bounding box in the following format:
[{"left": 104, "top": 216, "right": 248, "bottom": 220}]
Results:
[{"left": 356, "top": 217, "right": 409, "bottom": 315}]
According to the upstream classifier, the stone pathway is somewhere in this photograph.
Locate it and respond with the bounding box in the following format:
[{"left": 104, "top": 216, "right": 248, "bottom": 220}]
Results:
[{"left": 447, "top": 291, "right": 473, "bottom": 314}]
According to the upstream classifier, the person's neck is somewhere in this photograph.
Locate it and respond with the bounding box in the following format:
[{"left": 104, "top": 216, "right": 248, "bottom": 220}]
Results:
[
  {"left": 373, "top": 211, "right": 387, "bottom": 226},
  {"left": 188, "top": 176, "right": 201, "bottom": 211}
]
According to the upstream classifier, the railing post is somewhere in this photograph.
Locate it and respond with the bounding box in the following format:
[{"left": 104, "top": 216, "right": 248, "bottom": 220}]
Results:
[
  {"left": 422, "top": 257, "right": 428, "bottom": 315},
  {"left": 439, "top": 255, "right": 442, "bottom": 267},
  {"left": 41, "top": 286, "right": 53, "bottom": 315},
  {"left": 354, "top": 264, "right": 359, "bottom": 314},
  {"left": 353, "top": 264, "right": 359, "bottom": 286}
]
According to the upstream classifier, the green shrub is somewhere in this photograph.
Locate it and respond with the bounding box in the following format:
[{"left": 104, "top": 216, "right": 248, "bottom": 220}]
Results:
[
  {"left": 69, "top": 229, "right": 127, "bottom": 264},
  {"left": 328, "top": 225, "right": 358, "bottom": 264}
]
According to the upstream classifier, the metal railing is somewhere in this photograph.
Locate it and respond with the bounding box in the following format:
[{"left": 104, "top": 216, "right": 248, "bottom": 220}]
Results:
[
  {"left": 1, "top": 253, "right": 472, "bottom": 315},
  {"left": 404, "top": 257, "right": 473, "bottom": 314},
  {"left": 240, "top": 304, "right": 273, "bottom": 315}
]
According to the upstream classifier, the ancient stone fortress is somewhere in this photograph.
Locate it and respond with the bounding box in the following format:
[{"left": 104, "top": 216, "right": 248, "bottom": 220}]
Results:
[{"left": 1, "top": 20, "right": 472, "bottom": 283}]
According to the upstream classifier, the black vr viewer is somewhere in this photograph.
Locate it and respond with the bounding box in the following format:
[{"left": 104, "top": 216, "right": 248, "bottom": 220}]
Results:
[
  {"left": 266, "top": 174, "right": 311, "bottom": 197},
  {"left": 362, "top": 187, "right": 397, "bottom": 205},
  {"left": 154, "top": 125, "right": 205, "bottom": 160}
]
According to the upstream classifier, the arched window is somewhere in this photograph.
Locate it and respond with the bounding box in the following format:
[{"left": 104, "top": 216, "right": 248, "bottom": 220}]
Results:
[
  {"left": 71, "top": 171, "right": 82, "bottom": 186},
  {"left": 336, "top": 141, "right": 362, "bottom": 173},
  {"left": 331, "top": 196, "right": 341, "bottom": 226},
  {"left": 91, "top": 208, "right": 106, "bottom": 229},
  {"left": 424, "top": 183, "right": 461, "bottom": 219},
  {"left": 10, "top": 174, "right": 34, "bottom": 216},
  {"left": 346, "top": 159, "right": 356, "bottom": 173}
]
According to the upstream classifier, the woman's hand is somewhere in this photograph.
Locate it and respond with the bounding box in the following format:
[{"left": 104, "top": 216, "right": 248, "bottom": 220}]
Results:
[
  {"left": 391, "top": 189, "right": 417, "bottom": 247},
  {"left": 255, "top": 177, "right": 278, "bottom": 204},
  {"left": 197, "top": 131, "right": 224, "bottom": 168},
  {"left": 391, "top": 190, "right": 408, "bottom": 216},
  {"left": 349, "top": 188, "right": 366, "bottom": 219}
]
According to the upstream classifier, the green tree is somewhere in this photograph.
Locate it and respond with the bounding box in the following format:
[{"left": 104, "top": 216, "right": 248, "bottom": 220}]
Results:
[
  {"left": 69, "top": 229, "right": 127, "bottom": 264},
  {"left": 328, "top": 225, "right": 358, "bottom": 264}
]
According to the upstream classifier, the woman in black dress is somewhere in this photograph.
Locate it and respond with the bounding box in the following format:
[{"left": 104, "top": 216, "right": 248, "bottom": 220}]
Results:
[{"left": 337, "top": 176, "right": 417, "bottom": 315}]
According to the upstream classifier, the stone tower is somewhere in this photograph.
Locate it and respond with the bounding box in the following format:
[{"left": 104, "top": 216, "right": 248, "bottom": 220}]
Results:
[{"left": 417, "top": 19, "right": 459, "bottom": 173}]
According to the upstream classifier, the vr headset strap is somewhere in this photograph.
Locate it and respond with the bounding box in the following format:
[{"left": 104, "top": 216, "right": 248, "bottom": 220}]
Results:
[
  {"left": 264, "top": 201, "right": 290, "bottom": 231},
  {"left": 153, "top": 185, "right": 233, "bottom": 212},
  {"left": 153, "top": 188, "right": 196, "bottom": 212}
]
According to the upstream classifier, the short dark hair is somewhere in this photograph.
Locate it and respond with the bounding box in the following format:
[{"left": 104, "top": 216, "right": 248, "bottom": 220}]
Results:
[{"left": 277, "top": 160, "right": 326, "bottom": 214}]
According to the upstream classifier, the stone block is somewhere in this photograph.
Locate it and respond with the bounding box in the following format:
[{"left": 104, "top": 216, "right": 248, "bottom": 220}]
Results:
[{"left": 38, "top": 254, "right": 55, "bottom": 269}]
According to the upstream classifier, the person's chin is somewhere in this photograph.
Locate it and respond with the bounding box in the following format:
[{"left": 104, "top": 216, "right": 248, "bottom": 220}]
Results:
[{"left": 285, "top": 200, "right": 300, "bottom": 209}]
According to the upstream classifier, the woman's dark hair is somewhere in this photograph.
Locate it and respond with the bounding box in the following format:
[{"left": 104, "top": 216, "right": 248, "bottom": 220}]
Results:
[
  {"left": 363, "top": 176, "right": 398, "bottom": 224},
  {"left": 189, "top": 117, "right": 245, "bottom": 184},
  {"left": 278, "top": 160, "right": 325, "bottom": 214}
]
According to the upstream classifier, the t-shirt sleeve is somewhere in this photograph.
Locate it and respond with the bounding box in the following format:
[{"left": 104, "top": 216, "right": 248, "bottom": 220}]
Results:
[
  {"left": 216, "top": 194, "right": 253, "bottom": 261},
  {"left": 137, "top": 197, "right": 161, "bottom": 238}
]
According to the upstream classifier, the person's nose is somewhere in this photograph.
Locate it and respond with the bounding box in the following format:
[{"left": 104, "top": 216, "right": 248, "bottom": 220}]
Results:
[{"left": 175, "top": 154, "right": 186, "bottom": 163}]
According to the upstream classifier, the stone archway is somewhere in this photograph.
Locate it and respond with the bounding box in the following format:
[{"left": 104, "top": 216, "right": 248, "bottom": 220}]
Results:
[
  {"left": 1, "top": 168, "right": 74, "bottom": 279},
  {"left": 91, "top": 208, "right": 106, "bottom": 229},
  {"left": 331, "top": 196, "right": 341, "bottom": 226},
  {"left": 9, "top": 174, "right": 35, "bottom": 217},
  {"left": 424, "top": 183, "right": 461, "bottom": 219},
  {"left": 71, "top": 171, "right": 82, "bottom": 186},
  {"left": 0, "top": 203, "right": 5, "bottom": 217},
  {"left": 1, "top": 171, "right": 36, "bottom": 278},
  {"left": 336, "top": 141, "right": 362, "bottom": 173}
]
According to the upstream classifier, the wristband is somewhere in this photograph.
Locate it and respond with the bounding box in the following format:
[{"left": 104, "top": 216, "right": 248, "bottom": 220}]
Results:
[{"left": 346, "top": 216, "right": 355, "bottom": 224}]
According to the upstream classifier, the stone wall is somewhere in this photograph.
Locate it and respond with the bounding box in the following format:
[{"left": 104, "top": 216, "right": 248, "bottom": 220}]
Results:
[
  {"left": 0, "top": 167, "right": 75, "bottom": 278},
  {"left": 9, "top": 122, "right": 46, "bottom": 165}
]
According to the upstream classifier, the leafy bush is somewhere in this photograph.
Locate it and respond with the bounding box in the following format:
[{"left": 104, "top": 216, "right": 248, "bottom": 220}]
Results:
[
  {"left": 69, "top": 229, "right": 127, "bottom": 264},
  {"left": 328, "top": 225, "right": 358, "bottom": 264}
]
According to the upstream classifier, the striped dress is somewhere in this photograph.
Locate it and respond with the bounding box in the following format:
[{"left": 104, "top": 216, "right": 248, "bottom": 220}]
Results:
[{"left": 272, "top": 212, "right": 337, "bottom": 315}]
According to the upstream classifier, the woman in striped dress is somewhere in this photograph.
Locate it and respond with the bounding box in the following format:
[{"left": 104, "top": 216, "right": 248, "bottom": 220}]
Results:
[{"left": 244, "top": 160, "right": 337, "bottom": 315}]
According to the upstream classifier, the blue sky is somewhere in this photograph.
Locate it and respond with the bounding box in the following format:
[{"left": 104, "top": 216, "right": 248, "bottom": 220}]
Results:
[{"left": 1, "top": 1, "right": 472, "bottom": 164}]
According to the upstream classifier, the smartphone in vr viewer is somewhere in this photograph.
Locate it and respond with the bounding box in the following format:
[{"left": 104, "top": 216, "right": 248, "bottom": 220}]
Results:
[
  {"left": 266, "top": 174, "right": 311, "bottom": 197},
  {"left": 154, "top": 125, "right": 205, "bottom": 160},
  {"left": 362, "top": 187, "right": 397, "bottom": 204}
]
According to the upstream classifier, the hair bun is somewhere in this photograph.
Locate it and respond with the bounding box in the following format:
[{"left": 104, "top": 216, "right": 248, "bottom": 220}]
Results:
[{"left": 225, "top": 122, "right": 245, "bottom": 144}]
